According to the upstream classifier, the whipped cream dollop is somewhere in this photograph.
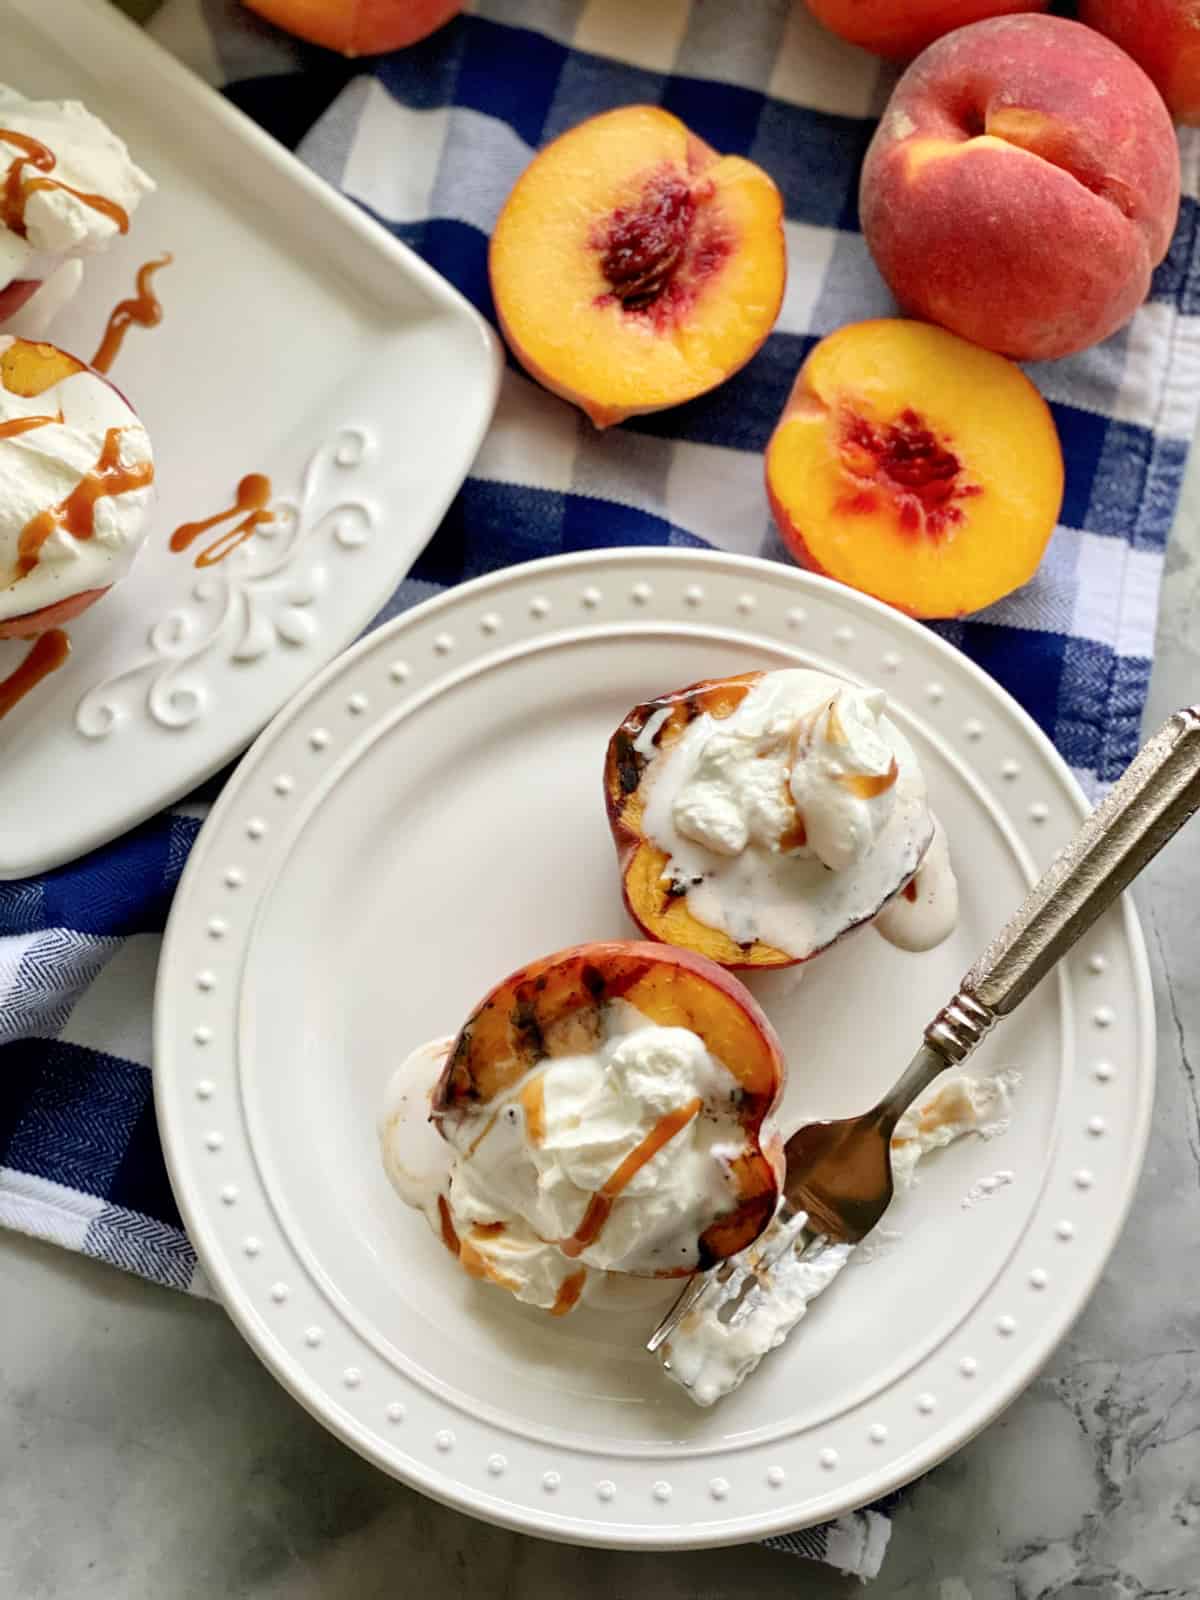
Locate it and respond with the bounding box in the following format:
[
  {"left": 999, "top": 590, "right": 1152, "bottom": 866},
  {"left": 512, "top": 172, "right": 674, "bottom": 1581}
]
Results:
[
  {"left": 641, "top": 669, "right": 940, "bottom": 958},
  {"left": 0, "top": 87, "right": 154, "bottom": 324},
  {"left": 660, "top": 1070, "right": 1022, "bottom": 1405},
  {"left": 0, "top": 336, "right": 155, "bottom": 621},
  {"left": 381, "top": 1001, "right": 773, "bottom": 1313}
]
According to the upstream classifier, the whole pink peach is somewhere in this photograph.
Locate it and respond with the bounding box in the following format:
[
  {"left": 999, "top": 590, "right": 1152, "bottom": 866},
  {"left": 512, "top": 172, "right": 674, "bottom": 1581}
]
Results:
[{"left": 859, "top": 14, "right": 1180, "bottom": 360}]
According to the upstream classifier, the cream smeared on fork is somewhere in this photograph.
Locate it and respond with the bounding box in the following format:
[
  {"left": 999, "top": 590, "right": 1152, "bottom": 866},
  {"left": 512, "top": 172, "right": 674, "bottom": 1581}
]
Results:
[{"left": 659, "top": 1069, "right": 1022, "bottom": 1405}]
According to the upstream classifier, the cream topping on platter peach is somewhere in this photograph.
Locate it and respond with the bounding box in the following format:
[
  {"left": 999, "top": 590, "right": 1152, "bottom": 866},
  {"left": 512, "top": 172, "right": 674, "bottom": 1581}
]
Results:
[
  {"left": 0, "top": 336, "right": 154, "bottom": 622},
  {"left": 660, "top": 1070, "right": 1022, "bottom": 1405},
  {"left": 381, "top": 1000, "right": 783, "bottom": 1314},
  {"left": 0, "top": 87, "right": 154, "bottom": 329},
  {"left": 639, "top": 669, "right": 941, "bottom": 959},
  {"left": 874, "top": 818, "right": 958, "bottom": 953}
]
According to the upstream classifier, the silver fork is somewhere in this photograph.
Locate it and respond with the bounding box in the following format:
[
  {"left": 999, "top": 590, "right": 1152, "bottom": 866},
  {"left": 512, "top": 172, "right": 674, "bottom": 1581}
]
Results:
[{"left": 648, "top": 703, "right": 1200, "bottom": 1361}]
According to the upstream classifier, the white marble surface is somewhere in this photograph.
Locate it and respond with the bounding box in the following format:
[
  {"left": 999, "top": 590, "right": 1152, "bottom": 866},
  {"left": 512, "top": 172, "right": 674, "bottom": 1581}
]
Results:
[{"left": 4, "top": 476, "right": 1200, "bottom": 1599}]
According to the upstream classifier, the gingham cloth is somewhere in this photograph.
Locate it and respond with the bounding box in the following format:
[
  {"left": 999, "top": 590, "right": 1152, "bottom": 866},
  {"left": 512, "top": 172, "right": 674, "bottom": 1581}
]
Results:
[{"left": 3, "top": 0, "right": 1199, "bottom": 1577}]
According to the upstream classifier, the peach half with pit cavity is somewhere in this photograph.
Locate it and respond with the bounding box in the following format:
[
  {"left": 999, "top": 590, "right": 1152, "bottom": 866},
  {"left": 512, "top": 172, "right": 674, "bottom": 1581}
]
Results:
[
  {"left": 489, "top": 105, "right": 786, "bottom": 428},
  {"left": 765, "top": 320, "right": 1064, "bottom": 618}
]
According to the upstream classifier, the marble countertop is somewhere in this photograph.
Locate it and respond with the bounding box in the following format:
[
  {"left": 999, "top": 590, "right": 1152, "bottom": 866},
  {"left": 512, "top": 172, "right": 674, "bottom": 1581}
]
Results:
[{"left": 5, "top": 446, "right": 1199, "bottom": 1597}]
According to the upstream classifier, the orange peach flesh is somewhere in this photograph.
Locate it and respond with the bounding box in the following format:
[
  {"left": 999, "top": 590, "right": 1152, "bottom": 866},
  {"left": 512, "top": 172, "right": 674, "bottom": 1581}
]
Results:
[
  {"left": 1, "top": 339, "right": 84, "bottom": 397},
  {"left": 431, "top": 941, "right": 785, "bottom": 1270},
  {"left": 489, "top": 105, "right": 786, "bottom": 428},
  {"left": 765, "top": 319, "right": 1064, "bottom": 618}
]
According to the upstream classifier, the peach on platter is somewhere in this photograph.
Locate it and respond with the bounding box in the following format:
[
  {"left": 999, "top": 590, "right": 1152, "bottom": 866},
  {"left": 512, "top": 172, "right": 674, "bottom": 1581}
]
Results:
[
  {"left": 0, "top": 586, "right": 108, "bottom": 640},
  {"left": 489, "top": 105, "right": 786, "bottom": 429},
  {"left": 764, "top": 319, "right": 1064, "bottom": 618},
  {"left": 243, "top": 0, "right": 461, "bottom": 53},
  {"left": 0, "top": 337, "right": 155, "bottom": 638},
  {"left": 803, "top": 0, "right": 1048, "bottom": 60},
  {"left": 1079, "top": 0, "right": 1200, "bottom": 126},
  {"left": 859, "top": 14, "right": 1180, "bottom": 361},
  {"left": 432, "top": 941, "right": 785, "bottom": 1269}
]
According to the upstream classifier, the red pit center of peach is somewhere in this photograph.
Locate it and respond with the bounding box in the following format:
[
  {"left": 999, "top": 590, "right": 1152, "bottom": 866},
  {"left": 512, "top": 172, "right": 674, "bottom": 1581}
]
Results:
[
  {"left": 593, "top": 166, "right": 729, "bottom": 325},
  {"left": 837, "top": 407, "right": 980, "bottom": 537}
]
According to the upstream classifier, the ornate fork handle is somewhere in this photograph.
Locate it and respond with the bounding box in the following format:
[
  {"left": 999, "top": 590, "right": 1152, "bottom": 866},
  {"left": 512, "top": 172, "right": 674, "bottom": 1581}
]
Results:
[{"left": 927, "top": 705, "right": 1200, "bottom": 1065}]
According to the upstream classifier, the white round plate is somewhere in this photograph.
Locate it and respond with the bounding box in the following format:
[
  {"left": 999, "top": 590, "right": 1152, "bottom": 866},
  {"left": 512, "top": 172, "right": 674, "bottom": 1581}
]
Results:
[{"left": 155, "top": 550, "right": 1154, "bottom": 1549}]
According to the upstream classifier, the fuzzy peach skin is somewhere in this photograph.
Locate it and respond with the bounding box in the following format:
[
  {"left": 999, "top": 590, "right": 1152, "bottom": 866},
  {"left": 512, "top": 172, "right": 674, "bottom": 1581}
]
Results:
[
  {"left": 489, "top": 105, "right": 786, "bottom": 429},
  {"left": 0, "top": 586, "right": 108, "bottom": 640},
  {"left": 765, "top": 320, "right": 1064, "bottom": 618},
  {"left": 243, "top": 0, "right": 461, "bottom": 54},
  {"left": 432, "top": 941, "right": 786, "bottom": 1269},
  {"left": 859, "top": 14, "right": 1180, "bottom": 361},
  {"left": 803, "top": 0, "right": 1048, "bottom": 61},
  {"left": 1080, "top": 0, "right": 1200, "bottom": 126},
  {"left": 0, "top": 281, "right": 41, "bottom": 324}
]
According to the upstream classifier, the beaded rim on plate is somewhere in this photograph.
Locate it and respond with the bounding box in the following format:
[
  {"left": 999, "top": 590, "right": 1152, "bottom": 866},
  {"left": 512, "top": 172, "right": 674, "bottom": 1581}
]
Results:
[{"left": 154, "top": 548, "right": 1154, "bottom": 1550}]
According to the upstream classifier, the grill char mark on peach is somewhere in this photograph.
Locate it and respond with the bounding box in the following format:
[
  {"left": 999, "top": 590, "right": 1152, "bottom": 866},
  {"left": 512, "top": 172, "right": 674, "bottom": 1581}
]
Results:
[{"left": 431, "top": 941, "right": 786, "bottom": 1274}]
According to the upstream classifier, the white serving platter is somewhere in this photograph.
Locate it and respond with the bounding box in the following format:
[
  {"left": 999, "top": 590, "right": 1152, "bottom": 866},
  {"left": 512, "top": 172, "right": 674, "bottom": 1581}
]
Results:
[{"left": 0, "top": 0, "right": 501, "bottom": 876}]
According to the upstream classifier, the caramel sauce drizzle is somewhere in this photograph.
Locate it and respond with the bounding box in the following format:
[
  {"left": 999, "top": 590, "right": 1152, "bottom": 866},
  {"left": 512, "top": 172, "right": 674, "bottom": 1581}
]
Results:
[
  {"left": 559, "top": 1096, "right": 703, "bottom": 1259},
  {"left": 771, "top": 695, "right": 899, "bottom": 849},
  {"left": 902, "top": 877, "right": 919, "bottom": 903},
  {"left": 519, "top": 1075, "right": 546, "bottom": 1145},
  {"left": 91, "top": 254, "right": 172, "bottom": 375},
  {"left": 838, "top": 755, "right": 899, "bottom": 799},
  {"left": 0, "top": 128, "right": 129, "bottom": 239},
  {"left": 550, "top": 1269, "right": 587, "bottom": 1317},
  {"left": 1, "top": 130, "right": 53, "bottom": 233},
  {"left": 0, "top": 412, "right": 57, "bottom": 438},
  {"left": 438, "top": 1202, "right": 520, "bottom": 1293},
  {"left": 0, "top": 627, "right": 69, "bottom": 722},
  {"left": 169, "top": 474, "right": 274, "bottom": 569},
  {"left": 465, "top": 1107, "right": 499, "bottom": 1158},
  {"left": 824, "top": 697, "right": 848, "bottom": 746},
  {"left": 437, "top": 1194, "right": 460, "bottom": 1257},
  {"left": 778, "top": 812, "right": 807, "bottom": 852},
  {"left": 16, "top": 426, "right": 152, "bottom": 579},
  {"left": 444, "top": 1074, "right": 704, "bottom": 1304}
]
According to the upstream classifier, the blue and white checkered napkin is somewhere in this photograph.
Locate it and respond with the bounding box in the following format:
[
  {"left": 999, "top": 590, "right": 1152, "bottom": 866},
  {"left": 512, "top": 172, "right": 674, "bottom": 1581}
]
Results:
[{"left": 3, "top": 0, "right": 1199, "bottom": 1575}]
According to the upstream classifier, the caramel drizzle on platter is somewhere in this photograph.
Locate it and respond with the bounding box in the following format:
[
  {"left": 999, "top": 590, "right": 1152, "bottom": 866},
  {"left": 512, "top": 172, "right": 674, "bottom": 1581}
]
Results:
[
  {"left": 91, "top": 253, "right": 172, "bottom": 375},
  {"left": 0, "top": 627, "right": 69, "bottom": 722},
  {"left": 169, "top": 474, "right": 274, "bottom": 568}
]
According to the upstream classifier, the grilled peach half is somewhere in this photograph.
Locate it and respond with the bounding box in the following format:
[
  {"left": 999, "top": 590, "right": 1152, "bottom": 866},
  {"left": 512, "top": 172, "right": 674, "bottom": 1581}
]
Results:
[
  {"left": 605, "top": 671, "right": 931, "bottom": 968},
  {"left": 431, "top": 941, "right": 785, "bottom": 1271}
]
